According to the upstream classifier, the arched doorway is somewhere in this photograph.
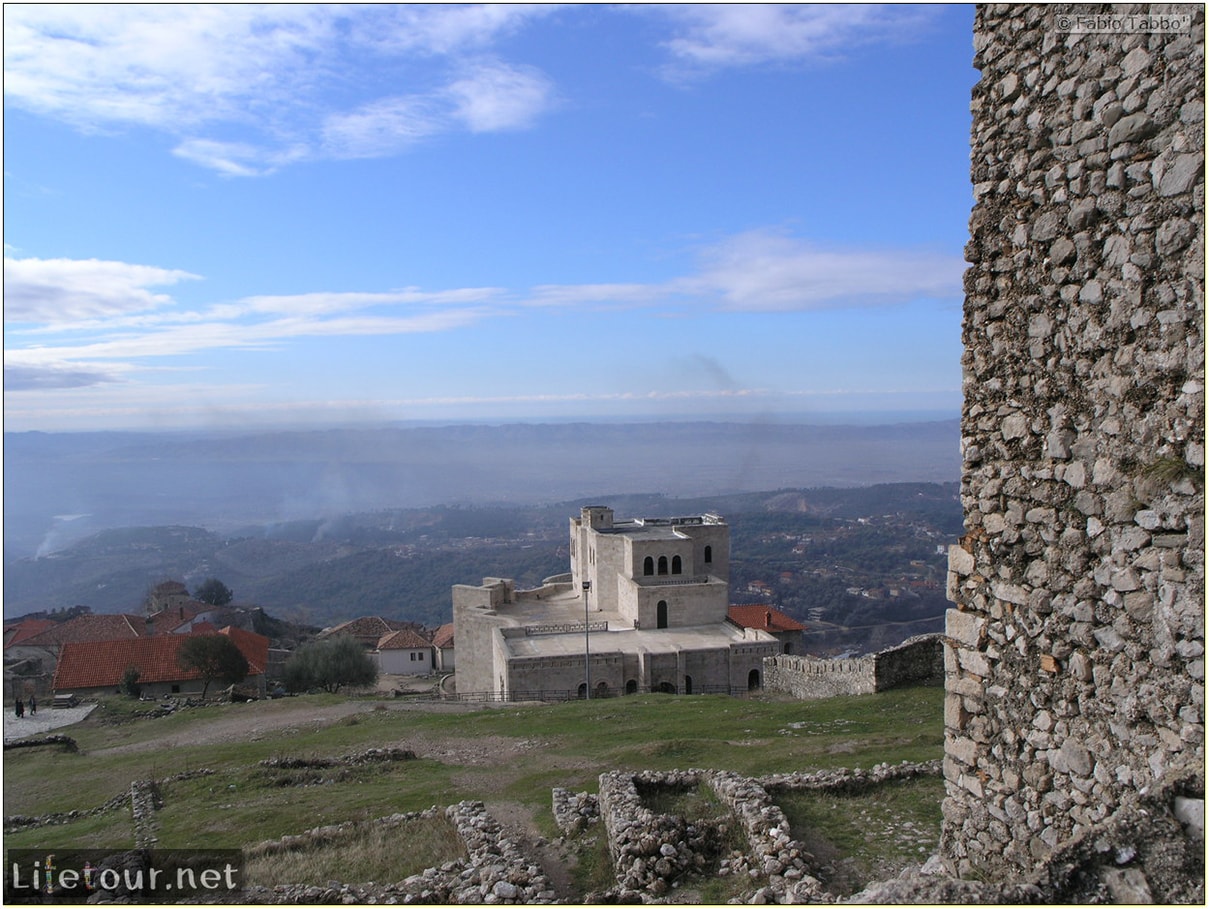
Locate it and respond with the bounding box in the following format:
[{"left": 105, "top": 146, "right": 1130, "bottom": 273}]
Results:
[
  {"left": 684, "top": 674, "right": 693, "bottom": 695},
  {"left": 657, "top": 600, "right": 668, "bottom": 629},
  {"left": 595, "top": 681, "right": 610, "bottom": 698},
  {"left": 657, "top": 681, "right": 676, "bottom": 694},
  {"left": 748, "top": 669, "right": 761, "bottom": 691},
  {"left": 577, "top": 683, "right": 587, "bottom": 699},
  {"left": 625, "top": 679, "right": 638, "bottom": 695}
]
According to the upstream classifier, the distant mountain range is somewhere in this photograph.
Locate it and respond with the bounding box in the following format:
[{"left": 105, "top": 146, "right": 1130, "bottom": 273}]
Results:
[{"left": 4, "top": 419, "right": 959, "bottom": 560}]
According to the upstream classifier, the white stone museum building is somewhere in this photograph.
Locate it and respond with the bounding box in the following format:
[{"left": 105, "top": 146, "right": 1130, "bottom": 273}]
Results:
[{"left": 453, "top": 506, "right": 782, "bottom": 699}]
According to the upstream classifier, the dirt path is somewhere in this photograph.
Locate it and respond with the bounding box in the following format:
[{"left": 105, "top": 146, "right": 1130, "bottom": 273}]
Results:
[
  {"left": 486, "top": 798, "right": 580, "bottom": 901},
  {"left": 88, "top": 697, "right": 487, "bottom": 756}
]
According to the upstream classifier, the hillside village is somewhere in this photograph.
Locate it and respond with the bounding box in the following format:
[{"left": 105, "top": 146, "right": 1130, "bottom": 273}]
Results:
[
  {"left": 3, "top": 549, "right": 822, "bottom": 705},
  {"left": 4, "top": 485, "right": 961, "bottom": 705}
]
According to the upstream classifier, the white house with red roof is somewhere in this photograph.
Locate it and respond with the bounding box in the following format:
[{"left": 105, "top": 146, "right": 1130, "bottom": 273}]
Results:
[
  {"left": 727, "top": 604, "right": 805, "bottom": 655},
  {"left": 375, "top": 628, "right": 434, "bottom": 675}
]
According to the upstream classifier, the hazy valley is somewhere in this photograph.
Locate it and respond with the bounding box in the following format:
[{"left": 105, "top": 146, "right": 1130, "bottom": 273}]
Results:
[{"left": 4, "top": 419, "right": 960, "bottom": 647}]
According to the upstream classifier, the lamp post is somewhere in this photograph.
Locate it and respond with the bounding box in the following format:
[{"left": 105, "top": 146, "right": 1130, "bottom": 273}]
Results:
[{"left": 582, "top": 580, "right": 591, "bottom": 699}]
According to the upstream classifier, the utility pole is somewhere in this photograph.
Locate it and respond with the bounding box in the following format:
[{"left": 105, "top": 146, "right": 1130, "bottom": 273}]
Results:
[{"left": 582, "top": 580, "right": 591, "bottom": 699}]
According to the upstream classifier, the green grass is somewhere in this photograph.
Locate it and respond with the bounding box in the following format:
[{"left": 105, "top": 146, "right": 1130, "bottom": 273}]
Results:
[
  {"left": 775, "top": 775, "right": 946, "bottom": 895},
  {"left": 4, "top": 685, "right": 943, "bottom": 870},
  {"left": 244, "top": 814, "right": 465, "bottom": 888}
]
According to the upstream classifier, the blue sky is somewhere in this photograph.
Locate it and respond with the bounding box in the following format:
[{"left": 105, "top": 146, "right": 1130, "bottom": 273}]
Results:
[{"left": 4, "top": 4, "right": 977, "bottom": 431}]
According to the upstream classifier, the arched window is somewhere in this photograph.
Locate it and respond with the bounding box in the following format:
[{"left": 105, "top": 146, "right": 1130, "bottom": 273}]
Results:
[
  {"left": 748, "top": 669, "right": 761, "bottom": 691},
  {"left": 657, "top": 600, "right": 668, "bottom": 629},
  {"left": 684, "top": 675, "right": 693, "bottom": 695},
  {"left": 643, "top": 556, "right": 654, "bottom": 576},
  {"left": 671, "top": 555, "right": 682, "bottom": 575},
  {"left": 658, "top": 556, "right": 668, "bottom": 575},
  {"left": 704, "top": 545, "right": 713, "bottom": 564}
]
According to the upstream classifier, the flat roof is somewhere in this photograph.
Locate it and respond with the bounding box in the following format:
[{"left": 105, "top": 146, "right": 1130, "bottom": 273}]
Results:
[{"left": 504, "top": 621, "right": 761, "bottom": 658}]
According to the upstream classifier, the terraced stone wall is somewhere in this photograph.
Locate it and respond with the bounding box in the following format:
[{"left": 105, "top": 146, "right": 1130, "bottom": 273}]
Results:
[{"left": 944, "top": 2, "right": 1204, "bottom": 878}]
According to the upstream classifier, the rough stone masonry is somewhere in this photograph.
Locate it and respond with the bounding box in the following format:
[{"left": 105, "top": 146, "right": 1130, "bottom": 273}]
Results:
[{"left": 944, "top": 2, "right": 1204, "bottom": 879}]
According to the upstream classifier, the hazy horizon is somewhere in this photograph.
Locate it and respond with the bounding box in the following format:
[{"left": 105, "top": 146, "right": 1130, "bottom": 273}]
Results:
[
  {"left": 4, "top": 418, "right": 961, "bottom": 560},
  {"left": 3, "top": 408, "right": 961, "bottom": 437}
]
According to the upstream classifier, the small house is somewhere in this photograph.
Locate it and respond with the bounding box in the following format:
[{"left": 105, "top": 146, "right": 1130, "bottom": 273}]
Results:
[{"left": 375, "top": 629, "right": 433, "bottom": 676}]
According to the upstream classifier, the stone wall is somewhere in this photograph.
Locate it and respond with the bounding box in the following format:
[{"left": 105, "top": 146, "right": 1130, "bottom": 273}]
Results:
[
  {"left": 591, "top": 763, "right": 941, "bottom": 902},
  {"left": 945, "top": 2, "right": 1204, "bottom": 879},
  {"left": 763, "top": 634, "right": 943, "bottom": 700}
]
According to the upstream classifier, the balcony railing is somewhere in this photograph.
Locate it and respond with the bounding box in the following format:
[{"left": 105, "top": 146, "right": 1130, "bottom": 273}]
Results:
[{"left": 524, "top": 621, "right": 609, "bottom": 636}]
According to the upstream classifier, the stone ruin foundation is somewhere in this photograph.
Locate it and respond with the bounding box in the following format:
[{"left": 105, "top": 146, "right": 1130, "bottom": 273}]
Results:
[{"left": 589, "top": 763, "right": 941, "bottom": 903}]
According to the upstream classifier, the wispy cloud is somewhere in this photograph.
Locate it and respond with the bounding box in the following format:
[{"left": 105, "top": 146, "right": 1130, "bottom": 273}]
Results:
[
  {"left": 3, "top": 5, "right": 559, "bottom": 174},
  {"left": 4, "top": 362, "right": 126, "bottom": 391},
  {"left": 4, "top": 5, "right": 935, "bottom": 175},
  {"left": 4, "top": 256, "right": 200, "bottom": 323},
  {"left": 653, "top": 4, "right": 938, "bottom": 78},
  {"left": 524, "top": 231, "right": 962, "bottom": 313},
  {"left": 5, "top": 232, "right": 959, "bottom": 383},
  {"left": 687, "top": 230, "right": 962, "bottom": 312}
]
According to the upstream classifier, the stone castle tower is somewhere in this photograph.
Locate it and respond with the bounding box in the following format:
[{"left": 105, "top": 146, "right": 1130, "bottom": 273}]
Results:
[{"left": 943, "top": 3, "right": 1203, "bottom": 880}]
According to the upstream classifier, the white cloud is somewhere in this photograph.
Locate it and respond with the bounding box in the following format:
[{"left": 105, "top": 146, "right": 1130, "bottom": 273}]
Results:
[
  {"left": 447, "top": 61, "right": 555, "bottom": 132},
  {"left": 4, "top": 256, "right": 200, "bottom": 324},
  {"left": 4, "top": 5, "right": 561, "bottom": 174},
  {"left": 654, "top": 4, "right": 937, "bottom": 76},
  {"left": 172, "top": 139, "right": 307, "bottom": 178},
  {"left": 689, "top": 230, "right": 963, "bottom": 312},
  {"left": 321, "top": 95, "right": 446, "bottom": 159},
  {"left": 236, "top": 288, "right": 506, "bottom": 317}
]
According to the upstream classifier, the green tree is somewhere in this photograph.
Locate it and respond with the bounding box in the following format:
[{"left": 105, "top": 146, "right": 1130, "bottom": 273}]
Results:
[
  {"left": 120, "top": 665, "right": 142, "bottom": 699},
  {"left": 177, "top": 634, "right": 249, "bottom": 698},
  {"left": 193, "top": 578, "right": 234, "bottom": 607},
  {"left": 282, "top": 635, "right": 377, "bottom": 694}
]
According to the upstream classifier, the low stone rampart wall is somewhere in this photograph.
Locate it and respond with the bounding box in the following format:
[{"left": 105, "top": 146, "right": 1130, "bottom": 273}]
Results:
[
  {"left": 764, "top": 634, "right": 943, "bottom": 700},
  {"left": 765, "top": 654, "right": 877, "bottom": 698}
]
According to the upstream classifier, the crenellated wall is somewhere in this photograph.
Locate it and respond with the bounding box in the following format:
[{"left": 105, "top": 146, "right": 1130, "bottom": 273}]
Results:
[
  {"left": 944, "top": 2, "right": 1204, "bottom": 878},
  {"left": 763, "top": 635, "right": 943, "bottom": 700}
]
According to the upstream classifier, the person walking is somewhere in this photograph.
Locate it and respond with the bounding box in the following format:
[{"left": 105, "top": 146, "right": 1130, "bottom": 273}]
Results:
[
  {"left": 28, "top": 694, "right": 36, "bottom": 715},
  {"left": 15, "top": 697, "right": 24, "bottom": 718}
]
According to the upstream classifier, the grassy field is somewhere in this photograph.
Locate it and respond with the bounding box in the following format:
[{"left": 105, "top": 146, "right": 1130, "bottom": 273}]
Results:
[{"left": 4, "top": 685, "right": 944, "bottom": 893}]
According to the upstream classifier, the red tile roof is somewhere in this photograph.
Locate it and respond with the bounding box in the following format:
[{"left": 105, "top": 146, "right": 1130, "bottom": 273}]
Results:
[
  {"left": 52, "top": 629, "right": 268, "bottom": 691},
  {"left": 431, "top": 623, "right": 455, "bottom": 649},
  {"left": 728, "top": 604, "right": 805, "bottom": 633},
  {"left": 4, "top": 618, "right": 57, "bottom": 647},
  {"left": 320, "top": 616, "right": 411, "bottom": 639},
  {"left": 147, "top": 601, "right": 211, "bottom": 628},
  {"left": 219, "top": 626, "right": 270, "bottom": 674},
  {"left": 377, "top": 629, "right": 432, "bottom": 651},
  {"left": 15, "top": 614, "right": 147, "bottom": 648}
]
